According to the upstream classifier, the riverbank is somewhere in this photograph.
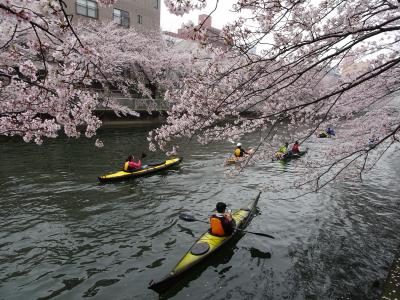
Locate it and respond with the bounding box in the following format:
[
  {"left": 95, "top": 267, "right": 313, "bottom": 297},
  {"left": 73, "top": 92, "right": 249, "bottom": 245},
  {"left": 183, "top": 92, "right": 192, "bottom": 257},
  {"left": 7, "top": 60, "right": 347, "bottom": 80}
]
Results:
[
  {"left": 382, "top": 248, "right": 400, "bottom": 299},
  {"left": 95, "top": 109, "right": 260, "bottom": 127}
]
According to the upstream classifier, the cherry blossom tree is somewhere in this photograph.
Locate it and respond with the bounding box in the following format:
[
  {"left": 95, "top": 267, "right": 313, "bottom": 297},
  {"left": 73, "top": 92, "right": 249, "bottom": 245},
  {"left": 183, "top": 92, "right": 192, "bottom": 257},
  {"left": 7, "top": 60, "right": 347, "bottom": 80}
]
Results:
[
  {"left": 153, "top": 0, "right": 400, "bottom": 190},
  {"left": 0, "top": 0, "right": 196, "bottom": 145},
  {"left": 77, "top": 22, "right": 199, "bottom": 108}
]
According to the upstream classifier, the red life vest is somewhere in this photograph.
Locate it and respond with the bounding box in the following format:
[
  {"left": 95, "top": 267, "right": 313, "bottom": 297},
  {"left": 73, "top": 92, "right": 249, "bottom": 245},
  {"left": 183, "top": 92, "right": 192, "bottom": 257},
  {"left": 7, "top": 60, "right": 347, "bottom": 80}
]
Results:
[{"left": 123, "top": 160, "right": 141, "bottom": 172}]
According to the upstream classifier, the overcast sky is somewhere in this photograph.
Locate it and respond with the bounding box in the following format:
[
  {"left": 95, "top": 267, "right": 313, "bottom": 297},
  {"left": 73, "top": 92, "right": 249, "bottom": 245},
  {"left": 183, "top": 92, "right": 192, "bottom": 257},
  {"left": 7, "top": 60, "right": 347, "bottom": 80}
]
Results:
[{"left": 160, "top": 0, "right": 238, "bottom": 32}]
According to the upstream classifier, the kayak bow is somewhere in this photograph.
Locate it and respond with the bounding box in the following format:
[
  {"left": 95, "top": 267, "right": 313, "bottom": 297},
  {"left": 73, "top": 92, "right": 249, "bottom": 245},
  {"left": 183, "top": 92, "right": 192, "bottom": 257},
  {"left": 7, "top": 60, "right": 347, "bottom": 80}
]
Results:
[
  {"left": 148, "top": 192, "right": 261, "bottom": 293},
  {"left": 98, "top": 157, "right": 183, "bottom": 183}
]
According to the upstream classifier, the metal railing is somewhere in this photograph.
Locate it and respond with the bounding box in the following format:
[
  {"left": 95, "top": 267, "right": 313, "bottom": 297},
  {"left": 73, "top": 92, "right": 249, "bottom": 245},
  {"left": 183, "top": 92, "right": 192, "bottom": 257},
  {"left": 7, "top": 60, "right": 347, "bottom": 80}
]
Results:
[
  {"left": 96, "top": 96, "right": 171, "bottom": 112},
  {"left": 112, "top": 97, "right": 171, "bottom": 111}
]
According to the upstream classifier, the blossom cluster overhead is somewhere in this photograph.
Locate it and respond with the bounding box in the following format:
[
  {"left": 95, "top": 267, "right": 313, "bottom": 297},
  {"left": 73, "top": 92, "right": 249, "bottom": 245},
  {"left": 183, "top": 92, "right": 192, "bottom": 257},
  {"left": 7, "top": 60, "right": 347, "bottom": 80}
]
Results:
[
  {"left": 154, "top": 0, "right": 400, "bottom": 187},
  {"left": 0, "top": 0, "right": 197, "bottom": 145}
]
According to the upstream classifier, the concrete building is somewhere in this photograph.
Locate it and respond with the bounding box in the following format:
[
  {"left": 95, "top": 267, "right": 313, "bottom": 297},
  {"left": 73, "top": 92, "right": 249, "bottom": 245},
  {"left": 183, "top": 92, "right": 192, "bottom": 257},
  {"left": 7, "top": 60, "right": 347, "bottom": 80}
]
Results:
[
  {"left": 341, "top": 57, "right": 371, "bottom": 78},
  {"left": 164, "top": 14, "right": 257, "bottom": 53},
  {"left": 164, "top": 14, "right": 227, "bottom": 48},
  {"left": 63, "top": 0, "right": 160, "bottom": 31}
]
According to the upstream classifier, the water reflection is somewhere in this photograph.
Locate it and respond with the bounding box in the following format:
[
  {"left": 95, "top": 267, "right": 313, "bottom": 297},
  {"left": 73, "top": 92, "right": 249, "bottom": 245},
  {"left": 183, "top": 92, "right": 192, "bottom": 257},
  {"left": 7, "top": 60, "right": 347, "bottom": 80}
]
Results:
[{"left": 159, "top": 242, "right": 238, "bottom": 299}]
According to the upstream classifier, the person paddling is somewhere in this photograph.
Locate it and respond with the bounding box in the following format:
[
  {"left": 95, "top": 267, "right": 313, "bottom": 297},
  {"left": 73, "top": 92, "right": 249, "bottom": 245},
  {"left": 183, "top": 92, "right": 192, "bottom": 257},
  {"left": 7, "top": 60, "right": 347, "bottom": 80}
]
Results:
[
  {"left": 326, "top": 127, "right": 336, "bottom": 136},
  {"left": 234, "top": 143, "right": 250, "bottom": 158},
  {"left": 123, "top": 155, "right": 142, "bottom": 172},
  {"left": 291, "top": 141, "right": 300, "bottom": 154},
  {"left": 279, "top": 142, "right": 289, "bottom": 154},
  {"left": 209, "top": 202, "right": 236, "bottom": 236},
  {"left": 275, "top": 142, "right": 289, "bottom": 159}
]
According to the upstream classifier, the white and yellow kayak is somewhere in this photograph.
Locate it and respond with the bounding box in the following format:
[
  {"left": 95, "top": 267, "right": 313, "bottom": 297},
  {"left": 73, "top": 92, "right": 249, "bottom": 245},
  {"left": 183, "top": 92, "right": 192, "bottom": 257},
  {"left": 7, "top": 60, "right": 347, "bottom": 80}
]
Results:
[{"left": 98, "top": 157, "right": 183, "bottom": 183}]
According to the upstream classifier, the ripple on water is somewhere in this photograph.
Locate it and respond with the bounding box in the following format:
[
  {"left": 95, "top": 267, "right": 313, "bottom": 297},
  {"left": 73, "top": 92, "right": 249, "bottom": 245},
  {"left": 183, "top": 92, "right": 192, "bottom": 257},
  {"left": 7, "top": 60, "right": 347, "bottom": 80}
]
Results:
[{"left": 0, "top": 129, "right": 399, "bottom": 300}]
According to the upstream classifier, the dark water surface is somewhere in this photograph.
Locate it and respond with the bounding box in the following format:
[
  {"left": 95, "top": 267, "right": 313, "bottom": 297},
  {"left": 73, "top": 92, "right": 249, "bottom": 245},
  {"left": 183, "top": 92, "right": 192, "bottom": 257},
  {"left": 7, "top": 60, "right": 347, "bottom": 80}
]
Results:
[{"left": 0, "top": 126, "right": 399, "bottom": 300}]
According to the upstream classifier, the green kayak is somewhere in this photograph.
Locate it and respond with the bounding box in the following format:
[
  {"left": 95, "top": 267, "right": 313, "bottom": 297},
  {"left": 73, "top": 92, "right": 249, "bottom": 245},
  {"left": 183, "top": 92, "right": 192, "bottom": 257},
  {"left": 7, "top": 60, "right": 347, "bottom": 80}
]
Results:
[{"left": 278, "top": 150, "right": 308, "bottom": 162}]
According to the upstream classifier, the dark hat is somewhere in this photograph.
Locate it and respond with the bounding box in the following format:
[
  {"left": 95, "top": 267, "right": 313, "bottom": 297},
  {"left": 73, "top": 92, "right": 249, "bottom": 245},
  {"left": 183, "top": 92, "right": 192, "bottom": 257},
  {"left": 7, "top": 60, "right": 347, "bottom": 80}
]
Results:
[{"left": 216, "top": 202, "right": 227, "bottom": 213}]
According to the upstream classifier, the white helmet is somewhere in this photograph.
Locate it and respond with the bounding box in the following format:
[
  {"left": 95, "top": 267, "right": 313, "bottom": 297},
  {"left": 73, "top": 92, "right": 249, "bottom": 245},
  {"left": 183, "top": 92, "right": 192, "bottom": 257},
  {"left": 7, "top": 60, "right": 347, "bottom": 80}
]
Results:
[{"left": 237, "top": 143, "right": 242, "bottom": 147}]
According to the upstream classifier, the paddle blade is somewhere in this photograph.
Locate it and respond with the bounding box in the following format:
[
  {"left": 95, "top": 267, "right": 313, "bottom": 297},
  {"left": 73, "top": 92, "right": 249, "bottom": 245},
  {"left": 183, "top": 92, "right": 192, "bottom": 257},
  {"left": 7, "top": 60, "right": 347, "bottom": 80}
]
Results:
[
  {"left": 141, "top": 152, "right": 147, "bottom": 159},
  {"left": 179, "top": 214, "right": 197, "bottom": 222},
  {"left": 250, "top": 232, "right": 275, "bottom": 239},
  {"left": 237, "top": 228, "right": 275, "bottom": 239}
]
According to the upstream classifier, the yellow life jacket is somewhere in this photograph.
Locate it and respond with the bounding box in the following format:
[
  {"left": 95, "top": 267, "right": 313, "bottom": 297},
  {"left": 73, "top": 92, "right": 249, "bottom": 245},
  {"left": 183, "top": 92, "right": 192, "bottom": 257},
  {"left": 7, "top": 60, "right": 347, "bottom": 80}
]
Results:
[
  {"left": 123, "top": 161, "right": 130, "bottom": 171},
  {"left": 210, "top": 216, "right": 226, "bottom": 236},
  {"left": 234, "top": 148, "right": 241, "bottom": 157}
]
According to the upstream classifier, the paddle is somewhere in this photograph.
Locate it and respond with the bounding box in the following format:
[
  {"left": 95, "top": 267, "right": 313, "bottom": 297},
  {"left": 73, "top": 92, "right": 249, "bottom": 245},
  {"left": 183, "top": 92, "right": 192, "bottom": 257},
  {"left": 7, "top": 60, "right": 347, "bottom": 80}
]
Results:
[
  {"left": 179, "top": 214, "right": 275, "bottom": 239},
  {"left": 139, "top": 153, "right": 169, "bottom": 166}
]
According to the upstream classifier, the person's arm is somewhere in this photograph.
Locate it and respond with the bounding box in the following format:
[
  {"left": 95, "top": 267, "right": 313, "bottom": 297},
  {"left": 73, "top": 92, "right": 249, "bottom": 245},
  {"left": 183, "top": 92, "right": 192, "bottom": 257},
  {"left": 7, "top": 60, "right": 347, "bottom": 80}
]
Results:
[
  {"left": 222, "top": 217, "right": 236, "bottom": 235},
  {"left": 225, "top": 210, "right": 232, "bottom": 221},
  {"left": 222, "top": 211, "right": 236, "bottom": 235}
]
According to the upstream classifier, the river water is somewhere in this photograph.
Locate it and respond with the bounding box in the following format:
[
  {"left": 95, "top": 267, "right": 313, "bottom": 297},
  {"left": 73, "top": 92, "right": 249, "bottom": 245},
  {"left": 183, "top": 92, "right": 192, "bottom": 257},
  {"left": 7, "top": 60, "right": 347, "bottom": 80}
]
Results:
[{"left": 0, "top": 125, "right": 399, "bottom": 300}]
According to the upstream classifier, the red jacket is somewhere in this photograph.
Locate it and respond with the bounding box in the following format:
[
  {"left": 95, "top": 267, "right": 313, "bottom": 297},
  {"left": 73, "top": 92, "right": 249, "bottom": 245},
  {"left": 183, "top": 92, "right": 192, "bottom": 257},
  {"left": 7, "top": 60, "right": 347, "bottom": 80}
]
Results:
[
  {"left": 124, "top": 160, "right": 142, "bottom": 171},
  {"left": 292, "top": 144, "right": 300, "bottom": 153},
  {"left": 129, "top": 160, "right": 142, "bottom": 170}
]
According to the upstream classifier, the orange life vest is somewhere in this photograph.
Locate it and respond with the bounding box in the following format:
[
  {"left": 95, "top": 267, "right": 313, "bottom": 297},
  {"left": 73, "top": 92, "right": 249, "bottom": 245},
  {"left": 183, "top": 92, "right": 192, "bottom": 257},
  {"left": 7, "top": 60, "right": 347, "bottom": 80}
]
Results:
[{"left": 210, "top": 215, "right": 226, "bottom": 236}]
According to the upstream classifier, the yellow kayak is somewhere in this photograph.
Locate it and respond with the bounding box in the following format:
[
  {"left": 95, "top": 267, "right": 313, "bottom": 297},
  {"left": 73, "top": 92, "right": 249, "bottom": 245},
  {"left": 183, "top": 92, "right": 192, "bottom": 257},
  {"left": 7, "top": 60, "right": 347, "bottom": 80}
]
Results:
[
  {"left": 148, "top": 192, "right": 261, "bottom": 293},
  {"left": 98, "top": 157, "right": 183, "bottom": 183},
  {"left": 226, "top": 156, "right": 240, "bottom": 165},
  {"left": 225, "top": 148, "right": 254, "bottom": 165}
]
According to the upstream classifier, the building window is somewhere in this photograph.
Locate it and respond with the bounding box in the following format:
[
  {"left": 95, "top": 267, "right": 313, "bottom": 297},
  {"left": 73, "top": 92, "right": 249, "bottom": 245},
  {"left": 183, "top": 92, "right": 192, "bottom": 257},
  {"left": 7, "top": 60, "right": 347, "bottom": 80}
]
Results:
[
  {"left": 76, "top": 0, "right": 98, "bottom": 18},
  {"left": 154, "top": 0, "right": 159, "bottom": 9},
  {"left": 137, "top": 14, "right": 143, "bottom": 24},
  {"left": 113, "top": 8, "right": 130, "bottom": 27}
]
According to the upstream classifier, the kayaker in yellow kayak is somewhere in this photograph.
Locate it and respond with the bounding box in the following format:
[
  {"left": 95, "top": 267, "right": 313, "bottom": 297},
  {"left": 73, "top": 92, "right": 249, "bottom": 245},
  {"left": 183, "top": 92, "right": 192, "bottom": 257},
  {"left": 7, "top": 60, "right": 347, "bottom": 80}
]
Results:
[
  {"left": 209, "top": 202, "right": 236, "bottom": 236},
  {"left": 275, "top": 142, "right": 289, "bottom": 159},
  {"left": 318, "top": 127, "right": 335, "bottom": 138},
  {"left": 234, "top": 143, "right": 250, "bottom": 157}
]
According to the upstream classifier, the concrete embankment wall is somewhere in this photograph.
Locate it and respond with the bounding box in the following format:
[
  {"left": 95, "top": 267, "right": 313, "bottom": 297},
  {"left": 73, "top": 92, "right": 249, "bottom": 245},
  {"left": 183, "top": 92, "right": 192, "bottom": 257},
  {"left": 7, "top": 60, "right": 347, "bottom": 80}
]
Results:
[{"left": 95, "top": 110, "right": 167, "bottom": 126}]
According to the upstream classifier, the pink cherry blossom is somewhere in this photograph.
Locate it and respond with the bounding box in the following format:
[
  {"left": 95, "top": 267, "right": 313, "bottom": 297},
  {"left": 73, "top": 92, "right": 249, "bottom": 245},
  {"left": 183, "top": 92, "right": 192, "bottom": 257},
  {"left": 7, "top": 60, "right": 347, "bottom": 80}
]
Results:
[
  {"left": 1, "top": 1, "right": 197, "bottom": 145},
  {"left": 149, "top": 0, "right": 400, "bottom": 191}
]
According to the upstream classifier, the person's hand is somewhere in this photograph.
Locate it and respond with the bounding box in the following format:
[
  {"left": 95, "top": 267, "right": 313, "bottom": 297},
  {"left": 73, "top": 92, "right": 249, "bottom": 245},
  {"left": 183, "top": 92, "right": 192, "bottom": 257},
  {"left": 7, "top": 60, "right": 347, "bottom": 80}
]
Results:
[{"left": 225, "top": 210, "right": 232, "bottom": 221}]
